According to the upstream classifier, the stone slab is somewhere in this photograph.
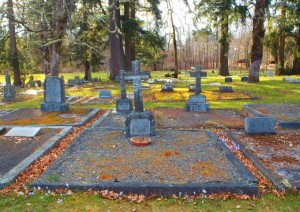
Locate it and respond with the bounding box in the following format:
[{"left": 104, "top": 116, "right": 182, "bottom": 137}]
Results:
[
  {"left": 189, "top": 94, "right": 206, "bottom": 103},
  {"left": 125, "top": 111, "right": 156, "bottom": 137},
  {"left": 245, "top": 117, "right": 276, "bottom": 134},
  {"left": 32, "top": 128, "right": 258, "bottom": 196},
  {"left": 99, "top": 90, "right": 112, "bottom": 98},
  {"left": 5, "top": 127, "right": 42, "bottom": 137},
  {"left": 0, "top": 127, "right": 72, "bottom": 189}
]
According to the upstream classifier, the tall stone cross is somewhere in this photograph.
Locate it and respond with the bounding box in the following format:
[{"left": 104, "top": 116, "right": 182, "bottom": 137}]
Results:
[
  {"left": 123, "top": 60, "right": 149, "bottom": 112},
  {"left": 5, "top": 71, "right": 11, "bottom": 85},
  {"left": 119, "top": 70, "right": 127, "bottom": 99},
  {"left": 190, "top": 65, "right": 201, "bottom": 95}
]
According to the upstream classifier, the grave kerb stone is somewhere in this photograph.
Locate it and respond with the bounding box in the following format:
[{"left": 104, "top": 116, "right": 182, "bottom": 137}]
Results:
[
  {"left": 4, "top": 127, "right": 42, "bottom": 137},
  {"left": 245, "top": 117, "right": 276, "bottom": 134}
]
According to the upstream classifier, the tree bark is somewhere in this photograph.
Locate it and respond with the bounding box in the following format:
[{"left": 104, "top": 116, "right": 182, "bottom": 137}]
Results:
[
  {"left": 278, "top": 5, "right": 286, "bottom": 73},
  {"left": 124, "top": 1, "right": 132, "bottom": 71},
  {"left": 170, "top": 10, "right": 178, "bottom": 78},
  {"left": 248, "top": 0, "right": 267, "bottom": 83},
  {"left": 219, "top": 14, "right": 229, "bottom": 76},
  {"left": 7, "top": 0, "right": 22, "bottom": 86},
  {"left": 41, "top": 15, "right": 51, "bottom": 76},
  {"left": 109, "top": 0, "right": 125, "bottom": 80},
  {"left": 292, "top": 27, "right": 300, "bottom": 74}
]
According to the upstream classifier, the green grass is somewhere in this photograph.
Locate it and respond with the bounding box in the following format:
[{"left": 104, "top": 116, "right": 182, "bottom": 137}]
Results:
[{"left": 0, "top": 191, "right": 299, "bottom": 211}]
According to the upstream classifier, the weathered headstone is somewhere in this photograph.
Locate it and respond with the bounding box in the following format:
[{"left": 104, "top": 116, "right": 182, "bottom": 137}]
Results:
[
  {"left": 41, "top": 76, "right": 69, "bottom": 112},
  {"left": 186, "top": 65, "right": 210, "bottom": 112},
  {"left": 219, "top": 86, "right": 233, "bottom": 93},
  {"left": 36, "top": 80, "right": 42, "bottom": 87},
  {"left": 3, "top": 73, "right": 16, "bottom": 101},
  {"left": 125, "top": 61, "right": 155, "bottom": 137},
  {"left": 99, "top": 90, "right": 112, "bottom": 98},
  {"left": 74, "top": 76, "right": 80, "bottom": 85},
  {"left": 68, "top": 79, "right": 75, "bottom": 86},
  {"left": 225, "top": 77, "right": 232, "bottom": 82},
  {"left": 241, "top": 76, "right": 248, "bottom": 82},
  {"left": 161, "top": 80, "right": 174, "bottom": 91},
  {"left": 29, "top": 80, "right": 36, "bottom": 88},
  {"left": 245, "top": 117, "right": 276, "bottom": 134},
  {"left": 116, "top": 70, "right": 133, "bottom": 113},
  {"left": 4, "top": 127, "right": 41, "bottom": 137},
  {"left": 201, "top": 72, "right": 208, "bottom": 77}
]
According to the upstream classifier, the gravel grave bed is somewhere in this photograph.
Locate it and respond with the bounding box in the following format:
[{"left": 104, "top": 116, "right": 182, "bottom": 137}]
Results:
[
  {"left": 33, "top": 128, "right": 257, "bottom": 195},
  {"left": 228, "top": 129, "right": 300, "bottom": 189},
  {"left": 0, "top": 108, "right": 95, "bottom": 126},
  {"left": 97, "top": 112, "right": 126, "bottom": 129},
  {"left": 245, "top": 104, "right": 300, "bottom": 122},
  {"left": 152, "top": 108, "right": 245, "bottom": 129},
  {"left": 0, "top": 128, "right": 62, "bottom": 177}
]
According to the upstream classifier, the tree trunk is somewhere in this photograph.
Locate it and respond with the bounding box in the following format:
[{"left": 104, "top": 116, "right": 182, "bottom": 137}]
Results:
[
  {"left": 124, "top": 1, "right": 131, "bottom": 71},
  {"left": 248, "top": 0, "right": 267, "bottom": 83},
  {"left": 41, "top": 16, "right": 50, "bottom": 76},
  {"left": 278, "top": 5, "right": 286, "bottom": 73},
  {"left": 84, "top": 59, "right": 91, "bottom": 80},
  {"left": 292, "top": 27, "right": 300, "bottom": 74},
  {"left": 219, "top": 14, "right": 229, "bottom": 76},
  {"left": 7, "top": 0, "right": 22, "bottom": 86},
  {"left": 109, "top": 0, "right": 125, "bottom": 80}
]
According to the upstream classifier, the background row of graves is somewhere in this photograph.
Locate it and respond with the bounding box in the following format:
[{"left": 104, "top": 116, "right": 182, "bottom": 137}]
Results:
[{"left": 0, "top": 61, "right": 299, "bottom": 196}]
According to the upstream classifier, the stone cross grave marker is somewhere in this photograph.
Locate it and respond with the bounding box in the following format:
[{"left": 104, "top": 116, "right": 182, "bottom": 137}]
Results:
[
  {"left": 41, "top": 76, "right": 69, "bottom": 112},
  {"left": 189, "top": 65, "right": 201, "bottom": 95},
  {"left": 116, "top": 70, "right": 133, "bottom": 112},
  {"left": 5, "top": 71, "right": 11, "bottom": 85},
  {"left": 3, "top": 72, "right": 15, "bottom": 101},
  {"left": 4, "top": 127, "right": 41, "bottom": 137}
]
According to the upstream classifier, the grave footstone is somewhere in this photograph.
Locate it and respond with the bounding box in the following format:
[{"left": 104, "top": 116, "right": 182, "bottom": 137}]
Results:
[
  {"left": 116, "top": 70, "right": 133, "bottom": 113},
  {"left": 186, "top": 65, "right": 209, "bottom": 112},
  {"left": 125, "top": 61, "right": 155, "bottom": 137},
  {"left": 241, "top": 76, "right": 248, "bottom": 82},
  {"left": 41, "top": 76, "right": 69, "bottom": 112},
  {"left": 4, "top": 127, "right": 42, "bottom": 137},
  {"left": 245, "top": 117, "right": 276, "bottom": 134},
  {"left": 99, "top": 90, "right": 112, "bottom": 98},
  {"left": 219, "top": 86, "right": 233, "bottom": 93},
  {"left": 225, "top": 77, "right": 232, "bottom": 82}
]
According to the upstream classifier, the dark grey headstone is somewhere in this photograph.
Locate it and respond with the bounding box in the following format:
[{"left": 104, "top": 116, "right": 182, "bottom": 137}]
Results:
[
  {"left": 161, "top": 85, "right": 174, "bottom": 91},
  {"left": 116, "top": 98, "right": 133, "bottom": 113},
  {"left": 165, "top": 81, "right": 174, "bottom": 87},
  {"left": 4, "top": 127, "right": 41, "bottom": 137},
  {"left": 29, "top": 80, "right": 36, "bottom": 88},
  {"left": 225, "top": 77, "right": 232, "bottom": 82},
  {"left": 4, "top": 84, "right": 16, "bottom": 100},
  {"left": 74, "top": 76, "right": 80, "bottom": 85},
  {"left": 0, "top": 127, "right": 6, "bottom": 135},
  {"left": 41, "top": 76, "right": 69, "bottom": 112},
  {"left": 201, "top": 72, "right": 207, "bottom": 77},
  {"left": 68, "top": 79, "right": 75, "bottom": 86},
  {"left": 125, "top": 111, "right": 155, "bottom": 137},
  {"left": 99, "top": 90, "right": 112, "bottom": 98},
  {"left": 219, "top": 86, "right": 233, "bottom": 93},
  {"left": 186, "top": 103, "right": 210, "bottom": 112},
  {"left": 245, "top": 117, "right": 276, "bottom": 134},
  {"left": 5, "top": 72, "right": 11, "bottom": 85},
  {"left": 36, "top": 80, "right": 42, "bottom": 87},
  {"left": 241, "top": 76, "right": 248, "bottom": 82}
]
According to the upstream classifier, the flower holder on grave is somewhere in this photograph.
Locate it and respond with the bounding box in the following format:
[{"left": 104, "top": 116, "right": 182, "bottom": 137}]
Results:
[
  {"left": 186, "top": 65, "right": 210, "bottom": 112},
  {"left": 124, "top": 61, "right": 156, "bottom": 138}
]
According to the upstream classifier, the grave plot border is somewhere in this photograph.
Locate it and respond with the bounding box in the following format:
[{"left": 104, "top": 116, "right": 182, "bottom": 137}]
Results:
[
  {"left": 0, "top": 126, "right": 72, "bottom": 189},
  {"left": 243, "top": 104, "right": 300, "bottom": 129},
  {"left": 1, "top": 108, "right": 100, "bottom": 127},
  {"left": 217, "top": 91, "right": 259, "bottom": 101},
  {"left": 31, "top": 129, "right": 258, "bottom": 196},
  {"left": 225, "top": 131, "right": 298, "bottom": 191}
]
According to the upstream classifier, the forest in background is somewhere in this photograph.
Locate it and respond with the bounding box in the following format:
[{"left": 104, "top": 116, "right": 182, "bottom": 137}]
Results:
[{"left": 0, "top": 0, "right": 299, "bottom": 84}]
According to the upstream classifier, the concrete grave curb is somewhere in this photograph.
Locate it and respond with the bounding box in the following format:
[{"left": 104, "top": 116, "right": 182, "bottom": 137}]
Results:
[{"left": 0, "top": 126, "right": 72, "bottom": 189}]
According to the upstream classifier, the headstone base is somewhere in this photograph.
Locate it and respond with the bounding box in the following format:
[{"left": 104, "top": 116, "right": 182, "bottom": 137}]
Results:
[
  {"left": 125, "top": 111, "right": 156, "bottom": 137},
  {"left": 186, "top": 102, "right": 210, "bottom": 112},
  {"left": 245, "top": 117, "right": 276, "bottom": 134},
  {"left": 116, "top": 98, "right": 133, "bottom": 113},
  {"left": 41, "top": 103, "right": 69, "bottom": 112}
]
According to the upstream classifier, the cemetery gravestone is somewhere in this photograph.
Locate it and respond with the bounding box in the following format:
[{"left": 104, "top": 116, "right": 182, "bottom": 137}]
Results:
[
  {"left": 36, "top": 80, "right": 42, "bottom": 87},
  {"left": 4, "top": 127, "right": 41, "bottom": 137},
  {"left": 219, "top": 86, "right": 233, "bottom": 93},
  {"left": 99, "top": 90, "right": 112, "bottom": 98},
  {"left": 74, "top": 76, "right": 80, "bottom": 85},
  {"left": 116, "top": 70, "right": 133, "bottom": 113},
  {"left": 241, "top": 76, "right": 248, "bottom": 82},
  {"left": 189, "top": 84, "right": 195, "bottom": 92},
  {"left": 201, "top": 72, "right": 208, "bottom": 77},
  {"left": 245, "top": 117, "right": 276, "bottom": 134},
  {"left": 186, "top": 65, "right": 210, "bottom": 112},
  {"left": 41, "top": 76, "right": 69, "bottom": 112},
  {"left": 3, "top": 73, "right": 16, "bottom": 101},
  {"left": 29, "top": 80, "right": 36, "bottom": 88},
  {"left": 125, "top": 61, "right": 155, "bottom": 137},
  {"left": 68, "top": 79, "right": 75, "bottom": 86},
  {"left": 161, "top": 80, "right": 174, "bottom": 91},
  {"left": 225, "top": 77, "right": 232, "bottom": 82}
]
